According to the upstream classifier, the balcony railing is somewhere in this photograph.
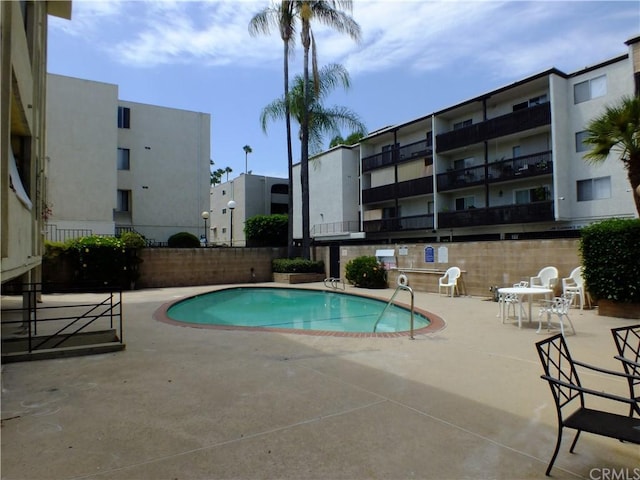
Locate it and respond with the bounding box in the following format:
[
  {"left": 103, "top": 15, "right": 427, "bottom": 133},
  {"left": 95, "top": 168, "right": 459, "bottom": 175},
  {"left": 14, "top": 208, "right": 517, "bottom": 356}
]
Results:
[
  {"left": 362, "top": 176, "right": 433, "bottom": 203},
  {"left": 362, "top": 139, "right": 432, "bottom": 172},
  {"left": 363, "top": 214, "right": 434, "bottom": 233},
  {"left": 438, "top": 201, "right": 554, "bottom": 229},
  {"left": 436, "top": 103, "right": 551, "bottom": 152},
  {"left": 436, "top": 151, "right": 552, "bottom": 191},
  {"left": 311, "top": 220, "right": 360, "bottom": 237}
]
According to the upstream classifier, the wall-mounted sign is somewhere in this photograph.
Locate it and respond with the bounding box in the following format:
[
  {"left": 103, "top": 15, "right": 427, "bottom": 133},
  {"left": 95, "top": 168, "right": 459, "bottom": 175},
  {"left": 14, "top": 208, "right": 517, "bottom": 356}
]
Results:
[
  {"left": 398, "top": 246, "right": 408, "bottom": 256},
  {"left": 424, "top": 246, "right": 435, "bottom": 263},
  {"left": 438, "top": 246, "right": 449, "bottom": 263}
]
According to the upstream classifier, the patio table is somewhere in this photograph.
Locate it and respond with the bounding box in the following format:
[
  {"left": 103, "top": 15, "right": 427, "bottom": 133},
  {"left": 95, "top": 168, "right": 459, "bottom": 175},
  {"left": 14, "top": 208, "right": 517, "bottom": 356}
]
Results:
[{"left": 498, "top": 287, "right": 553, "bottom": 328}]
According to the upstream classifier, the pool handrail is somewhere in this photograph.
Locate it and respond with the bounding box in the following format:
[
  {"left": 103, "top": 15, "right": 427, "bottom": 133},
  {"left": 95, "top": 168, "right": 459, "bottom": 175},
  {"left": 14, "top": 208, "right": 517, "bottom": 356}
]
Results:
[
  {"left": 324, "top": 277, "right": 345, "bottom": 290},
  {"left": 373, "top": 284, "right": 415, "bottom": 339}
]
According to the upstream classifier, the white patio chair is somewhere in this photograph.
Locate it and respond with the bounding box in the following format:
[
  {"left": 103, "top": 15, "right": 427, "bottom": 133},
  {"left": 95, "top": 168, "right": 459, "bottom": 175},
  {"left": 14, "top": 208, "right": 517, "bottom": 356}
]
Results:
[
  {"left": 537, "top": 292, "right": 576, "bottom": 337},
  {"left": 562, "top": 266, "right": 591, "bottom": 309},
  {"left": 497, "top": 282, "right": 528, "bottom": 322},
  {"left": 530, "top": 266, "right": 558, "bottom": 290},
  {"left": 438, "top": 267, "right": 461, "bottom": 297}
]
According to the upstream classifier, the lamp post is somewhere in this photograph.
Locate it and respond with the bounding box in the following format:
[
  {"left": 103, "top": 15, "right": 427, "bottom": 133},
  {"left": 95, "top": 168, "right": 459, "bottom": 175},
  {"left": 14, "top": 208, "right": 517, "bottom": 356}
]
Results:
[
  {"left": 201, "top": 211, "right": 209, "bottom": 246},
  {"left": 227, "top": 200, "right": 236, "bottom": 246}
]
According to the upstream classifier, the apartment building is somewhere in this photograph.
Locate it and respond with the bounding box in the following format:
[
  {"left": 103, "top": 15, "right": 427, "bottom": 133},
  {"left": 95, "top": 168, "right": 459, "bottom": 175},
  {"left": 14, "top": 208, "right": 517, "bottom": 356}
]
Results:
[
  {"left": 296, "top": 36, "right": 639, "bottom": 248},
  {"left": 1, "top": 1, "right": 72, "bottom": 285},
  {"left": 46, "top": 74, "right": 211, "bottom": 245},
  {"left": 209, "top": 173, "right": 288, "bottom": 247}
]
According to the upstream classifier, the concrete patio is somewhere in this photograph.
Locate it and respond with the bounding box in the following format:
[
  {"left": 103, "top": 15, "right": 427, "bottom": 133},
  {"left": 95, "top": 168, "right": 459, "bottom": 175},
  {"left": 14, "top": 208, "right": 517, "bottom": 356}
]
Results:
[{"left": 1, "top": 283, "right": 638, "bottom": 479}]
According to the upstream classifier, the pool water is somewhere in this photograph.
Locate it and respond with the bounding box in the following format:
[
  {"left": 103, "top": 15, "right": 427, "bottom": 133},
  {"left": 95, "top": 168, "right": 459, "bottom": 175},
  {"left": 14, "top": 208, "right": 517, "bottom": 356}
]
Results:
[{"left": 166, "top": 287, "right": 430, "bottom": 334}]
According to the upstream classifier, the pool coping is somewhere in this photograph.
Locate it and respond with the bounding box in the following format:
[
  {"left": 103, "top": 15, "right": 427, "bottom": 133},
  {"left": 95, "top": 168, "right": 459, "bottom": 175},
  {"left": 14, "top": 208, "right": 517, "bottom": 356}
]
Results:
[{"left": 152, "top": 284, "right": 446, "bottom": 338}]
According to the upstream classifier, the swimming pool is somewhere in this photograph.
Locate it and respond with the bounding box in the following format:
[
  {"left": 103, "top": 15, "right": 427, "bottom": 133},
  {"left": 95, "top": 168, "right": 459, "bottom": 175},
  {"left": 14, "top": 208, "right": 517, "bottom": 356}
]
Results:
[{"left": 157, "top": 287, "right": 443, "bottom": 337}]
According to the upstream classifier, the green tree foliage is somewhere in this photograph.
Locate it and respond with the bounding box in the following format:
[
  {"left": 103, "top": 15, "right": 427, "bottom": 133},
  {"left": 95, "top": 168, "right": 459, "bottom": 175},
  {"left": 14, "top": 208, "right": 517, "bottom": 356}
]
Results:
[
  {"left": 344, "top": 256, "right": 387, "bottom": 289},
  {"left": 245, "top": 214, "right": 288, "bottom": 247},
  {"left": 580, "top": 218, "right": 640, "bottom": 303},
  {"left": 583, "top": 95, "right": 640, "bottom": 215},
  {"left": 168, "top": 232, "right": 200, "bottom": 248},
  {"left": 261, "top": 63, "right": 366, "bottom": 155},
  {"left": 272, "top": 257, "right": 324, "bottom": 273},
  {"left": 329, "top": 131, "right": 365, "bottom": 148}
]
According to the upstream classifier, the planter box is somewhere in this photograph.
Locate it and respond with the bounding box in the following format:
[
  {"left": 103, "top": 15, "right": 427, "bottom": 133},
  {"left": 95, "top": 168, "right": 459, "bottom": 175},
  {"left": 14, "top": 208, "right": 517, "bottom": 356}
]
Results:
[
  {"left": 598, "top": 299, "right": 640, "bottom": 319},
  {"left": 273, "top": 273, "right": 326, "bottom": 284}
]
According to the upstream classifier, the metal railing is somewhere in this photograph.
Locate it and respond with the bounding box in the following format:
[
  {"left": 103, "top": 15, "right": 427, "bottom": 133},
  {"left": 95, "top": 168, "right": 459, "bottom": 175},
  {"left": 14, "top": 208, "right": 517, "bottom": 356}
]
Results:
[
  {"left": 1, "top": 283, "right": 123, "bottom": 354},
  {"left": 373, "top": 283, "right": 415, "bottom": 339}
]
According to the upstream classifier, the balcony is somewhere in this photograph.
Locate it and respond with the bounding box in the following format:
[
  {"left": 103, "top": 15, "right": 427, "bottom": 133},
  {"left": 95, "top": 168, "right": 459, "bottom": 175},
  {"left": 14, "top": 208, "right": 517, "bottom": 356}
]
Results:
[
  {"left": 363, "top": 214, "right": 434, "bottom": 233},
  {"left": 438, "top": 201, "right": 554, "bottom": 229},
  {"left": 362, "top": 139, "right": 432, "bottom": 172},
  {"left": 311, "top": 220, "right": 360, "bottom": 237},
  {"left": 437, "top": 151, "right": 552, "bottom": 191},
  {"left": 362, "top": 176, "right": 433, "bottom": 203},
  {"left": 436, "top": 103, "right": 551, "bottom": 153}
]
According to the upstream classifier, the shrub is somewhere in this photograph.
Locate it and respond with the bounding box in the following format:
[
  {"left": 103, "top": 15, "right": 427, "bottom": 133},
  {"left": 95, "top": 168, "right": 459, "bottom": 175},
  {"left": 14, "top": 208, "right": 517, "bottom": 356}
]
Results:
[
  {"left": 120, "top": 231, "right": 146, "bottom": 249},
  {"left": 168, "top": 231, "right": 200, "bottom": 248},
  {"left": 344, "top": 256, "right": 387, "bottom": 289},
  {"left": 245, "top": 214, "right": 288, "bottom": 247},
  {"left": 580, "top": 218, "right": 640, "bottom": 303},
  {"left": 272, "top": 258, "right": 324, "bottom": 274}
]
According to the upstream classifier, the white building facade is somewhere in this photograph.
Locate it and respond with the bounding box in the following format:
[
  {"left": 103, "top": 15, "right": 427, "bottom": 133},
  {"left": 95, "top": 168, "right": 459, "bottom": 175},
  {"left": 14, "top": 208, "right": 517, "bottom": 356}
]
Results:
[
  {"left": 46, "top": 74, "right": 211, "bottom": 245},
  {"left": 294, "top": 37, "right": 639, "bottom": 247},
  {"left": 209, "top": 173, "right": 288, "bottom": 247}
]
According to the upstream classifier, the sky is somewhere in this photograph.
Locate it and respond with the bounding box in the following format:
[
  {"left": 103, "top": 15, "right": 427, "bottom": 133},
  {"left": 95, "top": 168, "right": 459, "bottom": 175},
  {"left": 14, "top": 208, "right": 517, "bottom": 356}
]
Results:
[{"left": 47, "top": 0, "right": 640, "bottom": 180}]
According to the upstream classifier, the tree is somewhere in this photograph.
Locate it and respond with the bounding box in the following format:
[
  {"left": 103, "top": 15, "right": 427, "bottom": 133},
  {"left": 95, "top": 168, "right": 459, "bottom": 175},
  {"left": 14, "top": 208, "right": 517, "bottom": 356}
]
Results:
[
  {"left": 298, "top": 1, "right": 360, "bottom": 259},
  {"left": 329, "top": 130, "right": 365, "bottom": 148},
  {"left": 224, "top": 166, "right": 233, "bottom": 182},
  {"left": 243, "top": 144, "right": 253, "bottom": 174},
  {"left": 583, "top": 95, "right": 640, "bottom": 215},
  {"left": 249, "top": 1, "right": 297, "bottom": 258},
  {"left": 260, "top": 63, "right": 366, "bottom": 154}
]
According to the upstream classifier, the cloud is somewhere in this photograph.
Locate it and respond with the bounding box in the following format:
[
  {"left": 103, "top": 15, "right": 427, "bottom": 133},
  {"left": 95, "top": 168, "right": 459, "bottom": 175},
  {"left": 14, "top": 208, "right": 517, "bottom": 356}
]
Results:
[{"left": 50, "top": 0, "right": 638, "bottom": 79}]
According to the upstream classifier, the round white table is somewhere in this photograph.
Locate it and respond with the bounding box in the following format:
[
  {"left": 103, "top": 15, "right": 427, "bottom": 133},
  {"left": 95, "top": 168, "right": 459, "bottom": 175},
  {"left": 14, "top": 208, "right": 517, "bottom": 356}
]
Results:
[{"left": 498, "top": 287, "right": 553, "bottom": 328}]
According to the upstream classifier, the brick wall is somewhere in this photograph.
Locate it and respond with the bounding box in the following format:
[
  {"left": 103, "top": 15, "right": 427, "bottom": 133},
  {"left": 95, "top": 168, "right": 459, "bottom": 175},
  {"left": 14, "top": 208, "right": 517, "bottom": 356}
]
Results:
[
  {"left": 137, "top": 247, "right": 285, "bottom": 288},
  {"left": 314, "top": 239, "right": 581, "bottom": 297}
]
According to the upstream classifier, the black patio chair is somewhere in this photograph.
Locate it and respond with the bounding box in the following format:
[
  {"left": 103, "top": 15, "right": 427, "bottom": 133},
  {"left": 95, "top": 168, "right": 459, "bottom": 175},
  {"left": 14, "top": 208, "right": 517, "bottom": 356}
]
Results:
[
  {"left": 611, "top": 324, "right": 640, "bottom": 417},
  {"left": 535, "top": 334, "right": 640, "bottom": 476}
]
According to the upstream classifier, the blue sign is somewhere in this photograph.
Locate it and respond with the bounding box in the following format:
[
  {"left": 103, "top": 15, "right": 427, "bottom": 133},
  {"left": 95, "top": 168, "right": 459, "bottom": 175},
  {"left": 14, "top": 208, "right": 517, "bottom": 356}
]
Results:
[{"left": 424, "top": 246, "right": 435, "bottom": 263}]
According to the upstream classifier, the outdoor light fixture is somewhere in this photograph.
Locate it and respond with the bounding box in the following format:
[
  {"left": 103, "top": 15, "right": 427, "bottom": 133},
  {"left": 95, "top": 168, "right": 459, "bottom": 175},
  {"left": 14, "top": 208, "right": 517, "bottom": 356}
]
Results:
[
  {"left": 227, "top": 200, "right": 236, "bottom": 246},
  {"left": 201, "top": 211, "right": 209, "bottom": 246}
]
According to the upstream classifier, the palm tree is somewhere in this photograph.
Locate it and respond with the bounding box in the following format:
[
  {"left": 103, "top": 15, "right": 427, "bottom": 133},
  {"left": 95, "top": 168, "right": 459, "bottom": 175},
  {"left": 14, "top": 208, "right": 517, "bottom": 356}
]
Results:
[
  {"left": 583, "top": 95, "right": 640, "bottom": 215},
  {"left": 298, "top": 1, "right": 361, "bottom": 259},
  {"left": 260, "top": 63, "right": 366, "bottom": 154},
  {"left": 249, "top": 2, "right": 297, "bottom": 258},
  {"left": 224, "top": 166, "right": 233, "bottom": 182},
  {"left": 243, "top": 145, "right": 253, "bottom": 174}
]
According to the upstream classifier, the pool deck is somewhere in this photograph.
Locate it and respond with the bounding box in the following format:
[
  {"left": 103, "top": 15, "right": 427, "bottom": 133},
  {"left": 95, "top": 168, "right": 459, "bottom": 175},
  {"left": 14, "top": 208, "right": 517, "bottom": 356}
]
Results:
[{"left": 1, "top": 283, "right": 638, "bottom": 480}]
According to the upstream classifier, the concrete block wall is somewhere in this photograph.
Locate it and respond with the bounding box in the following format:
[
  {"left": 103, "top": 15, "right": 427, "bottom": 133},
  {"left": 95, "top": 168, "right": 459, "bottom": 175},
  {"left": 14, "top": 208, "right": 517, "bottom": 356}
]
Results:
[
  {"left": 315, "top": 239, "right": 581, "bottom": 297},
  {"left": 137, "top": 247, "right": 285, "bottom": 288}
]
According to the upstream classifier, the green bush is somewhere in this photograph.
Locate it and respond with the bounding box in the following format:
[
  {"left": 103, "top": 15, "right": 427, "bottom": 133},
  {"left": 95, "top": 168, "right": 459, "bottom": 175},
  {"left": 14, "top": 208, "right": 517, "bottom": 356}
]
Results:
[
  {"left": 272, "top": 258, "right": 324, "bottom": 273},
  {"left": 580, "top": 218, "right": 640, "bottom": 303},
  {"left": 245, "top": 214, "right": 288, "bottom": 247},
  {"left": 168, "top": 231, "right": 200, "bottom": 248},
  {"left": 120, "top": 231, "right": 146, "bottom": 248},
  {"left": 344, "top": 256, "right": 387, "bottom": 289},
  {"left": 67, "top": 235, "right": 136, "bottom": 289}
]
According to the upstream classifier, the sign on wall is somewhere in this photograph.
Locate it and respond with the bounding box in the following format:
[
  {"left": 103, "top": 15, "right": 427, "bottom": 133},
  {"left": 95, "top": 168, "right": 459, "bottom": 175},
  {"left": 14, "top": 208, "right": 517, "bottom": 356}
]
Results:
[{"left": 424, "top": 246, "right": 434, "bottom": 263}]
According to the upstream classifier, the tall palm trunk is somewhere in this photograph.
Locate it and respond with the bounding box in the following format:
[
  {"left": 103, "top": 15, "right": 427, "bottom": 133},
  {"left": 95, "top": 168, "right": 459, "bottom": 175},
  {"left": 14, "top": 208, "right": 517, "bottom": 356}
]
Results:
[
  {"left": 300, "top": 16, "right": 311, "bottom": 260},
  {"left": 284, "top": 37, "right": 295, "bottom": 258},
  {"left": 628, "top": 153, "right": 640, "bottom": 215}
]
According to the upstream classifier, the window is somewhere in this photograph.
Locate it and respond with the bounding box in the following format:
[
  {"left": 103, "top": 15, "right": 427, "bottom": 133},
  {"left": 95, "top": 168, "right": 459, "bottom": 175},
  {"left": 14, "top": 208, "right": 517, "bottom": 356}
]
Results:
[
  {"left": 454, "top": 157, "right": 474, "bottom": 170},
  {"left": 381, "top": 143, "right": 399, "bottom": 163},
  {"left": 117, "top": 106, "right": 130, "bottom": 128},
  {"left": 117, "top": 148, "right": 130, "bottom": 170},
  {"left": 455, "top": 196, "right": 475, "bottom": 210},
  {"left": 222, "top": 208, "right": 227, "bottom": 214},
  {"left": 577, "top": 177, "right": 611, "bottom": 201},
  {"left": 116, "top": 190, "right": 130, "bottom": 212},
  {"left": 575, "top": 131, "right": 590, "bottom": 152},
  {"left": 512, "top": 146, "right": 521, "bottom": 158},
  {"left": 515, "top": 186, "right": 549, "bottom": 204},
  {"left": 222, "top": 190, "right": 226, "bottom": 195},
  {"left": 453, "top": 119, "right": 472, "bottom": 130},
  {"left": 574, "top": 75, "right": 606, "bottom": 104},
  {"left": 222, "top": 228, "right": 227, "bottom": 233},
  {"left": 513, "top": 95, "right": 548, "bottom": 111}
]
